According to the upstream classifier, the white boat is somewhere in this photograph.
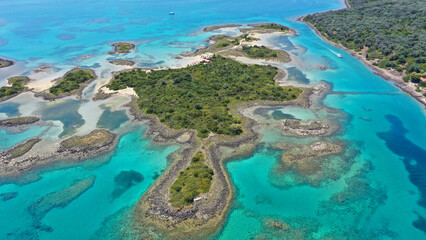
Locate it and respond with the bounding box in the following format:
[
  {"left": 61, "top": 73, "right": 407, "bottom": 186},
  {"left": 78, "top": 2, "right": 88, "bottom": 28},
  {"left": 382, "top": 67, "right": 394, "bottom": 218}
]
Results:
[
  {"left": 169, "top": 12, "right": 175, "bottom": 15},
  {"left": 337, "top": 53, "right": 342, "bottom": 58}
]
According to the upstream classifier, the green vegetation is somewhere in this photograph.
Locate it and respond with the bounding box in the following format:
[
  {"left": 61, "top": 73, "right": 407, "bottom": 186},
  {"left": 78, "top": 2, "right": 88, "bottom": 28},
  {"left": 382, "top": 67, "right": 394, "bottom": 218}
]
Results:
[
  {"left": 169, "top": 151, "right": 214, "bottom": 208},
  {"left": 204, "top": 24, "right": 242, "bottom": 32},
  {"left": 0, "top": 77, "right": 29, "bottom": 100},
  {"left": 108, "top": 56, "right": 301, "bottom": 137},
  {"left": 242, "top": 45, "right": 281, "bottom": 59},
  {"left": 110, "top": 42, "right": 135, "bottom": 54},
  {"left": 3, "top": 138, "right": 41, "bottom": 159},
  {"left": 0, "top": 116, "right": 39, "bottom": 127},
  {"left": 49, "top": 69, "right": 95, "bottom": 95},
  {"left": 250, "top": 23, "right": 291, "bottom": 32},
  {"left": 304, "top": 0, "right": 425, "bottom": 78},
  {"left": 213, "top": 34, "right": 259, "bottom": 49}
]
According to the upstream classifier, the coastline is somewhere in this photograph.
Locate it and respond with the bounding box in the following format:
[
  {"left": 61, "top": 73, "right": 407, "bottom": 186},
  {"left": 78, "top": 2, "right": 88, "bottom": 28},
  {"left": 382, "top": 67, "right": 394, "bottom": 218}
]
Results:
[
  {"left": 33, "top": 68, "right": 97, "bottom": 101},
  {"left": 297, "top": 17, "right": 426, "bottom": 107},
  {"left": 0, "top": 127, "right": 119, "bottom": 182}
]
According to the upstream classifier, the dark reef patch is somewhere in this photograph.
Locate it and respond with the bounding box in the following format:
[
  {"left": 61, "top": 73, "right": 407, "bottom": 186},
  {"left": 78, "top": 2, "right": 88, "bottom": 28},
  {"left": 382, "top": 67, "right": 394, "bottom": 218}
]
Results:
[
  {"left": 0, "top": 191, "right": 18, "bottom": 201},
  {"left": 27, "top": 177, "right": 95, "bottom": 232},
  {"left": 112, "top": 170, "right": 144, "bottom": 199},
  {"left": 377, "top": 115, "right": 426, "bottom": 208},
  {"left": 271, "top": 110, "right": 297, "bottom": 120},
  {"left": 286, "top": 67, "right": 310, "bottom": 84}
]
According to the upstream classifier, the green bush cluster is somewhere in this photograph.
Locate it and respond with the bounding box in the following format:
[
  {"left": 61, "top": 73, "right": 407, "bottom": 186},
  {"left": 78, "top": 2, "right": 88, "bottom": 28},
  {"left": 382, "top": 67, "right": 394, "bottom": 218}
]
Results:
[
  {"left": 49, "top": 69, "right": 94, "bottom": 95},
  {"left": 242, "top": 45, "right": 279, "bottom": 59},
  {"left": 255, "top": 23, "right": 290, "bottom": 32},
  {"left": 304, "top": 0, "right": 425, "bottom": 75},
  {"left": 115, "top": 43, "right": 134, "bottom": 53},
  {"left": 214, "top": 34, "right": 258, "bottom": 48},
  {"left": 0, "top": 77, "right": 27, "bottom": 99},
  {"left": 108, "top": 56, "right": 301, "bottom": 137},
  {"left": 169, "top": 151, "right": 214, "bottom": 208}
]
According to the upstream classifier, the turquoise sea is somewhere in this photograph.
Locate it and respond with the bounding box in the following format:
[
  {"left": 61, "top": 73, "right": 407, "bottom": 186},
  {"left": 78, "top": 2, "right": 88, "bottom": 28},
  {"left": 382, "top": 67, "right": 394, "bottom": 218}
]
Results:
[{"left": 0, "top": 0, "right": 425, "bottom": 239}]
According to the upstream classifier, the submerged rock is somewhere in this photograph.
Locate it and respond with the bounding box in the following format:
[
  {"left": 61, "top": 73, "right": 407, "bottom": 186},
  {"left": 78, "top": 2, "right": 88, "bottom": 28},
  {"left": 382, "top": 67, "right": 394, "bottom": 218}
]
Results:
[
  {"left": 0, "top": 191, "right": 18, "bottom": 201},
  {"left": 112, "top": 170, "right": 143, "bottom": 199},
  {"left": 281, "top": 119, "right": 331, "bottom": 136},
  {"left": 27, "top": 176, "right": 95, "bottom": 231}
]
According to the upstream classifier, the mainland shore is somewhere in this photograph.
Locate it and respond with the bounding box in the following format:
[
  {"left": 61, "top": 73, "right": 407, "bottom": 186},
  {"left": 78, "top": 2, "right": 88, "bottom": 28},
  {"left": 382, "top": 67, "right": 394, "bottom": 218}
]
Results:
[{"left": 297, "top": 13, "right": 426, "bottom": 107}]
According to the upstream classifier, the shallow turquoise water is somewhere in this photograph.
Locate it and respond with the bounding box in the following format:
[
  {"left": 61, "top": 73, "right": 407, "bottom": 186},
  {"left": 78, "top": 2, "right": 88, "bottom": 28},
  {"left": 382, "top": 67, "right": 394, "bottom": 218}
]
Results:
[
  {"left": 0, "top": 0, "right": 426, "bottom": 239},
  {"left": 0, "top": 127, "right": 178, "bottom": 239},
  {"left": 0, "top": 125, "right": 48, "bottom": 151}
]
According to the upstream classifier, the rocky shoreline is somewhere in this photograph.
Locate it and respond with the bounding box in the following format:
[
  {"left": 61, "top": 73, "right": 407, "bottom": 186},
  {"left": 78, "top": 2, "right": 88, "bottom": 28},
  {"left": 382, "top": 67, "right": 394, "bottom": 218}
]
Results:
[
  {"left": 280, "top": 119, "right": 337, "bottom": 137},
  {"left": 0, "top": 58, "right": 14, "bottom": 68},
  {"left": 0, "top": 128, "right": 118, "bottom": 181},
  {"left": 120, "top": 79, "right": 315, "bottom": 238},
  {"left": 0, "top": 116, "right": 40, "bottom": 127}
]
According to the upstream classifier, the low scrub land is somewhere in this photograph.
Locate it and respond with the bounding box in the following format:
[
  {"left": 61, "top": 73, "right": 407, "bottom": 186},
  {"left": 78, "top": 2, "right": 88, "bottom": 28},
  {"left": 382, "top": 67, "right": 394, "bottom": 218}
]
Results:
[
  {"left": 60, "top": 129, "right": 114, "bottom": 150},
  {"left": 49, "top": 69, "right": 95, "bottom": 96},
  {"left": 108, "top": 56, "right": 301, "bottom": 137},
  {"left": 0, "top": 76, "right": 29, "bottom": 100},
  {"left": 169, "top": 151, "right": 214, "bottom": 208},
  {"left": 242, "top": 45, "right": 289, "bottom": 61},
  {"left": 213, "top": 34, "right": 258, "bottom": 49},
  {"left": 0, "top": 116, "right": 39, "bottom": 127}
]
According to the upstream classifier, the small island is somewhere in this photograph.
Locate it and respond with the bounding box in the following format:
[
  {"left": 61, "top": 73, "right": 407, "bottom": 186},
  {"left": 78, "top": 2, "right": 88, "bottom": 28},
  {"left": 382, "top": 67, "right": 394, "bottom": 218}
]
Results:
[
  {"left": 36, "top": 68, "right": 95, "bottom": 100},
  {"left": 203, "top": 24, "right": 242, "bottom": 32},
  {"left": 109, "top": 59, "right": 136, "bottom": 66},
  {"left": 0, "top": 116, "right": 40, "bottom": 127},
  {"left": 0, "top": 58, "right": 14, "bottom": 68},
  {"left": 58, "top": 129, "right": 116, "bottom": 154},
  {"left": 0, "top": 76, "right": 30, "bottom": 102},
  {"left": 0, "top": 138, "right": 41, "bottom": 162},
  {"left": 109, "top": 42, "right": 135, "bottom": 54}
]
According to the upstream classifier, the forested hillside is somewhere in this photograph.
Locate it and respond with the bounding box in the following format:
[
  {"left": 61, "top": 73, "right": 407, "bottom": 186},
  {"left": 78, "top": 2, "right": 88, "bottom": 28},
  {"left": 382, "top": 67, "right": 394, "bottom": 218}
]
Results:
[{"left": 304, "top": 0, "right": 425, "bottom": 85}]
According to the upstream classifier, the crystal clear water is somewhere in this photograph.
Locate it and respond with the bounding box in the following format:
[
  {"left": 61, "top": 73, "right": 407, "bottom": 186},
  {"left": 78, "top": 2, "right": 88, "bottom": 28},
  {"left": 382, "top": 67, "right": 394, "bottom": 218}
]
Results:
[{"left": 0, "top": 0, "right": 425, "bottom": 239}]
